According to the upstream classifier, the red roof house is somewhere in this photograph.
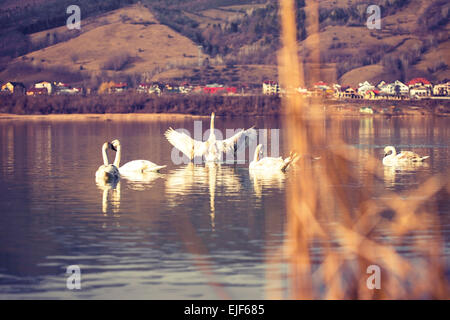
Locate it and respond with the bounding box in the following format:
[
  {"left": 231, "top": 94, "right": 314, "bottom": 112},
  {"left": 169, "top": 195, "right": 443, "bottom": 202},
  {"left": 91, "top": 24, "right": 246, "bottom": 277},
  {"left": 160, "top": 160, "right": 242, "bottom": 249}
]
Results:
[
  {"left": 407, "top": 78, "right": 432, "bottom": 88},
  {"left": 26, "top": 87, "right": 48, "bottom": 96}
]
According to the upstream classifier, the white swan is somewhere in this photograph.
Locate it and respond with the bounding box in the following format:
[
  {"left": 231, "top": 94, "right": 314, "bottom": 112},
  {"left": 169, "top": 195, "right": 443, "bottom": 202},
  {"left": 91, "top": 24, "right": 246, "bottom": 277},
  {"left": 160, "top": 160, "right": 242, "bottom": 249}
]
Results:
[
  {"left": 110, "top": 139, "right": 166, "bottom": 176},
  {"left": 164, "top": 112, "right": 256, "bottom": 163},
  {"left": 95, "top": 142, "right": 120, "bottom": 182},
  {"left": 249, "top": 144, "right": 298, "bottom": 172},
  {"left": 382, "top": 146, "right": 429, "bottom": 166}
]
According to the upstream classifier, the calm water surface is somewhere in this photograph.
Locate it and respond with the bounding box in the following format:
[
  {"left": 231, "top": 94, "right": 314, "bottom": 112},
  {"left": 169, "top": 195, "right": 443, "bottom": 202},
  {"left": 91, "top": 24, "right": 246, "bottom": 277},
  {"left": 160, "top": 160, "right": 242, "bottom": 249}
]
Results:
[{"left": 0, "top": 115, "right": 448, "bottom": 299}]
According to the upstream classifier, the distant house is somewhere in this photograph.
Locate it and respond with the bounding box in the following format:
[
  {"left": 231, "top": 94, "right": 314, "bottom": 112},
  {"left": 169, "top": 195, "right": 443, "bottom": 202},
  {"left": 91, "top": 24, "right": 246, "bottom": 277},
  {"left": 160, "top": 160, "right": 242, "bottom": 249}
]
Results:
[
  {"left": 407, "top": 78, "right": 432, "bottom": 89},
  {"left": 59, "top": 87, "right": 82, "bottom": 95},
  {"left": 226, "top": 87, "right": 237, "bottom": 94},
  {"left": 52, "top": 82, "right": 82, "bottom": 95},
  {"left": 137, "top": 83, "right": 148, "bottom": 93},
  {"left": 165, "top": 83, "right": 182, "bottom": 93},
  {"left": 263, "top": 81, "right": 280, "bottom": 95},
  {"left": 332, "top": 84, "right": 342, "bottom": 98},
  {"left": 98, "top": 81, "right": 128, "bottom": 94},
  {"left": 111, "top": 82, "right": 128, "bottom": 93},
  {"left": 357, "top": 81, "right": 375, "bottom": 95},
  {"left": 160, "top": 83, "right": 196, "bottom": 94},
  {"left": 364, "top": 89, "right": 381, "bottom": 99},
  {"left": 394, "top": 80, "right": 409, "bottom": 96},
  {"left": 54, "top": 82, "right": 70, "bottom": 93},
  {"left": 138, "top": 83, "right": 162, "bottom": 95},
  {"left": 313, "top": 81, "right": 330, "bottom": 91},
  {"left": 379, "top": 80, "right": 409, "bottom": 96},
  {"left": 433, "top": 82, "right": 450, "bottom": 96},
  {"left": 379, "top": 84, "right": 390, "bottom": 95},
  {"left": 410, "top": 86, "right": 432, "bottom": 98},
  {"left": 1, "top": 82, "right": 26, "bottom": 94},
  {"left": 54, "top": 82, "right": 70, "bottom": 88},
  {"left": 34, "top": 81, "right": 53, "bottom": 94},
  {"left": 179, "top": 82, "right": 193, "bottom": 94},
  {"left": 203, "top": 84, "right": 236, "bottom": 94},
  {"left": 203, "top": 86, "right": 221, "bottom": 94},
  {"left": 26, "top": 87, "right": 48, "bottom": 96},
  {"left": 340, "top": 86, "right": 361, "bottom": 99}
]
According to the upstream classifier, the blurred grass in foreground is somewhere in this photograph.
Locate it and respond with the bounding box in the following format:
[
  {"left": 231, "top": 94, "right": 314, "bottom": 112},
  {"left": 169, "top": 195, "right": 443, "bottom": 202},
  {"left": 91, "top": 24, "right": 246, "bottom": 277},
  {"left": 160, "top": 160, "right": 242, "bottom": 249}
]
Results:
[{"left": 277, "top": 0, "right": 449, "bottom": 299}]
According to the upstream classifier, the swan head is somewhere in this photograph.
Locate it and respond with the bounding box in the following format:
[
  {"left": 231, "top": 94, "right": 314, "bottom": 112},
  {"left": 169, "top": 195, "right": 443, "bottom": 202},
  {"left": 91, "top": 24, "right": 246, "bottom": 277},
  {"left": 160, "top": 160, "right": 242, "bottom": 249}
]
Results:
[
  {"left": 256, "top": 144, "right": 263, "bottom": 154},
  {"left": 253, "top": 144, "right": 263, "bottom": 161},
  {"left": 110, "top": 139, "right": 121, "bottom": 151},
  {"left": 384, "top": 146, "right": 395, "bottom": 157},
  {"left": 102, "top": 142, "right": 116, "bottom": 150}
]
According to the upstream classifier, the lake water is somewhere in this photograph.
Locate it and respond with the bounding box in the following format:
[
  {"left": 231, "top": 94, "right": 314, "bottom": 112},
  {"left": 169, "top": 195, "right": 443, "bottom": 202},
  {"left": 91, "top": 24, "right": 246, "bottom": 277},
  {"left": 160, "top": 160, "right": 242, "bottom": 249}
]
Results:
[{"left": 0, "top": 115, "right": 448, "bottom": 299}]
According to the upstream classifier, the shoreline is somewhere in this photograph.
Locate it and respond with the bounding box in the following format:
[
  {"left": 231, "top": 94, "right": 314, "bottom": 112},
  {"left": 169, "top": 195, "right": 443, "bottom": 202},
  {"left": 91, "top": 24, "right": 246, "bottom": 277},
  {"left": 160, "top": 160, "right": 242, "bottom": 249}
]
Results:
[
  {"left": 1, "top": 109, "right": 448, "bottom": 121},
  {"left": 0, "top": 113, "right": 213, "bottom": 121},
  {"left": 323, "top": 101, "right": 450, "bottom": 117},
  {"left": 0, "top": 94, "right": 449, "bottom": 119}
]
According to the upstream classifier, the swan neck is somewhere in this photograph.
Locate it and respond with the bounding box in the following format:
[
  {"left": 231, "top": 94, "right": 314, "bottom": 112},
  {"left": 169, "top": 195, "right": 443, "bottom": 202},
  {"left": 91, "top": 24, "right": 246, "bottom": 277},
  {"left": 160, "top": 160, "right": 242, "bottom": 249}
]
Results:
[
  {"left": 113, "top": 144, "right": 121, "bottom": 168},
  {"left": 253, "top": 147, "right": 260, "bottom": 162},
  {"left": 102, "top": 143, "right": 109, "bottom": 165},
  {"left": 210, "top": 114, "right": 215, "bottom": 131}
]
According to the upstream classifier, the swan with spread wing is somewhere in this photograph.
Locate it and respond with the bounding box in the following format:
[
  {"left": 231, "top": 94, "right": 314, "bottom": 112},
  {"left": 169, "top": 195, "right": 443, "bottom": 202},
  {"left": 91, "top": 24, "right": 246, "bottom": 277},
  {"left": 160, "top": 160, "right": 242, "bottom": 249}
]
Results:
[{"left": 164, "top": 112, "right": 256, "bottom": 163}]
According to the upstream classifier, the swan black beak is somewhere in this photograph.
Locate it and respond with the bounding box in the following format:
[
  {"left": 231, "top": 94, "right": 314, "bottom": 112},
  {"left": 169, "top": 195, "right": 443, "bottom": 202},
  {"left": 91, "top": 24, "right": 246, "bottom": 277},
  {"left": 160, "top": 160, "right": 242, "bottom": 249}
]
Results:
[{"left": 109, "top": 142, "right": 117, "bottom": 152}]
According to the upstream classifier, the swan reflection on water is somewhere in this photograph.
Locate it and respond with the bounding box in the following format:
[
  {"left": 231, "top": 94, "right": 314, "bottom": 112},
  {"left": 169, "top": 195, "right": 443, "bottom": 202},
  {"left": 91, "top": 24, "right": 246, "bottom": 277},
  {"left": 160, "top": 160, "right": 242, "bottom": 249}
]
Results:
[
  {"left": 120, "top": 171, "right": 163, "bottom": 191},
  {"left": 165, "top": 163, "right": 242, "bottom": 230},
  {"left": 250, "top": 170, "right": 286, "bottom": 199},
  {"left": 383, "top": 161, "right": 430, "bottom": 188},
  {"left": 95, "top": 179, "right": 121, "bottom": 219}
]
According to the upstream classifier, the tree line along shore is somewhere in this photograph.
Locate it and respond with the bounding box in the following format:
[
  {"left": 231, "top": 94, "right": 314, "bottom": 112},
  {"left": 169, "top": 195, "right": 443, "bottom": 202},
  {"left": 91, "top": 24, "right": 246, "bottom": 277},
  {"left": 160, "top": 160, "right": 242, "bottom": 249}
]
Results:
[{"left": 0, "top": 93, "right": 448, "bottom": 117}]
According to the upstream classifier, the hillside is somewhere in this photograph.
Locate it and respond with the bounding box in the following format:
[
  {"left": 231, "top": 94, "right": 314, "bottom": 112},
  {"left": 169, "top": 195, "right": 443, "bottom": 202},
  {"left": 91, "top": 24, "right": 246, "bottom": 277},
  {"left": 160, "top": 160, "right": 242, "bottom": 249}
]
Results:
[
  {"left": 0, "top": 4, "right": 204, "bottom": 87},
  {"left": 325, "top": 0, "right": 450, "bottom": 86},
  {"left": 0, "top": 0, "right": 448, "bottom": 88}
]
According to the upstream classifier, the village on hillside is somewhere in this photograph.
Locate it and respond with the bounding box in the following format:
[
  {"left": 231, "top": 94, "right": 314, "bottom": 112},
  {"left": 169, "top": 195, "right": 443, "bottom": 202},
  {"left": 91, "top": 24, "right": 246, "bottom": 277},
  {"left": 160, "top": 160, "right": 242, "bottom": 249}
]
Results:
[
  {"left": 1, "top": 77, "right": 449, "bottom": 101},
  {"left": 263, "top": 78, "right": 450, "bottom": 100},
  {"left": 0, "top": 80, "right": 242, "bottom": 96}
]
